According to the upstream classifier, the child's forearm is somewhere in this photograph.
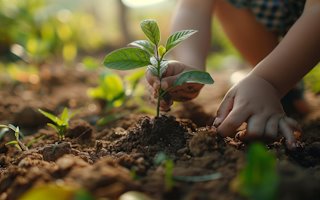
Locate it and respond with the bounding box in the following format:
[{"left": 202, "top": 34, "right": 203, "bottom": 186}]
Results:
[
  {"left": 170, "top": 0, "right": 215, "bottom": 70},
  {"left": 252, "top": 0, "right": 320, "bottom": 97}
]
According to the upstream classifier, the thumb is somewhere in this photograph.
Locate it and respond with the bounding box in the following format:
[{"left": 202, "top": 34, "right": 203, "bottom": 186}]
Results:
[
  {"left": 161, "top": 75, "right": 179, "bottom": 90},
  {"left": 213, "top": 90, "right": 235, "bottom": 127},
  {"left": 146, "top": 69, "right": 158, "bottom": 87}
]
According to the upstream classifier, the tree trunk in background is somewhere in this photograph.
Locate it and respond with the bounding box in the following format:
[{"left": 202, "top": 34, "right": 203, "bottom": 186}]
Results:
[{"left": 118, "top": 1, "right": 132, "bottom": 45}]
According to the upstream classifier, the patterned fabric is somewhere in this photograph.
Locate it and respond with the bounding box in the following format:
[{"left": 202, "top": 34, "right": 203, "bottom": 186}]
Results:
[{"left": 226, "top": 0, "right": 306, "bottom": 36}]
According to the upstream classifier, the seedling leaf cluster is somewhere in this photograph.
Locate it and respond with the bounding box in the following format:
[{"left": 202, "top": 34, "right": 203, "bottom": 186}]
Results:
[
  {"left": 104, "top": 19, "right": 214, "bottom": 117},
  {"left": 231, "top": 143, "right": 279, "bottom": 200},
  {"left": 38, "top": 108, "right": 75, "bottom": 141},
  {"left": 0, "top": 124, "right": 28, "bottom": 151}
]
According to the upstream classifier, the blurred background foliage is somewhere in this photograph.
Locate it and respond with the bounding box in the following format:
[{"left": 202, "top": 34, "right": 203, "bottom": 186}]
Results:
[{"left": 0, "top": 0, "right": 319, "bottom": 93}]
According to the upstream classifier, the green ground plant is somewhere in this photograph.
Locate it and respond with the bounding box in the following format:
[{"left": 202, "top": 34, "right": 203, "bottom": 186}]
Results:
[
  {"left": 304, "top": 64, "right": 320, "bottom": 93},
  {"left": 87, "top": 69, "right": 146, "bottom": 125},
  {"left": 38, "top": 107, "right": 75, "bottom": 141},
  {"left": 88, "top": 69, "right": 144, "bottom": 110},
  {"left": 154, "top": 152, "right": 222, "bottom": 191},
  {"left": 154, "top": 152, "right": 175, "bottom": 191},
  {"left": 231, "top": 143, "right": 279, "bottom": 200},
  {"left": 0, "top": 0, "right": 105, "bottom": 64},
  {"left": 104, "top": 19, "right": 214, "bottom": 117},
  {"left": 0, "top": 124, "right": 28, "bottom": 151}
]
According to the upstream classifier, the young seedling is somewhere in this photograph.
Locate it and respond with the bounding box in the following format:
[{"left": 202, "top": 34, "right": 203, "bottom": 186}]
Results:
[
  {"left": 88, "top": 69, "right": 145, "bottom": 125},
  {"left": 0, "top": 124, "right": 28, "bottom": 151},
  {"left": 231, "top": 143, "right": 279, "bottom": 200},
  {"left": 104, "top": 19, "right": 214, "bottom": 117},
  {"left": 154, "top": 152, "right": 175, "bottom": 191},
  {"left": 154, "top": 152, "right": 222, "bottom": 189},
  {"left": 88, "top": 69, "right": 144, "bottom": 110},
  {"left": 38, "top": 107, "right": 75, "bottom": 141}
]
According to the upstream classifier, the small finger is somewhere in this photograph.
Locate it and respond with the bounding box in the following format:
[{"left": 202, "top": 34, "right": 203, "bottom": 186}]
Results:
[
  {"left": 161, "top": 75, "right": 178, "bottom": 89},
  {"left": 246, "top": 115, "right": 268, "bottom": 138},
  {"left": 265, "top": 114, "right": 282, "bottom": 138},
  {"left": 284, "top": 117, "right": 301, "bottom": 131},
  {"left": 279, "top": 118, "right": 296, "bottom": 149},
  {"left": 213, "top": 90, "right": 235, "bottom": 127},
  {"left": 217, "top": 107, "right": 250, "bottom": 137}
]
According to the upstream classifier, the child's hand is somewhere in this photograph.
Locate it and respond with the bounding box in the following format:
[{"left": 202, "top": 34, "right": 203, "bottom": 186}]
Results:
[
  {"left": 213, "top": 74, "right": 301, "bottom": 149},
  {"left": 146, "top": 61, "right": 204, "bottom": 111}
]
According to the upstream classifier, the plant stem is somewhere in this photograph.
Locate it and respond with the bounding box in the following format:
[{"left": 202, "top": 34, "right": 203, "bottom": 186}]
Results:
[
  {"left": 155, "top": 45, "right": 161, "bottom": 118},
  {"left": 156, "top": 91, "right": 161, "bottom": 118}
]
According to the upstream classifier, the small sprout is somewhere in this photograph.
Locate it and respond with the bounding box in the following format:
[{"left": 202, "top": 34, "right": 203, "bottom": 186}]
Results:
[
  {"left": 154, "top": 152, "right": 175, "bottom": 191},
  {"left": 38, "top": 108, "right": 75, "bottom": 141},
  {"left": 153, "top": 151, "right": 222, "bottom": 184},
  {"left": 0, "top": 124, "right": 28, "bottom": 151},
  {"left": 88, "top": 70, "right": 145, "bottom": 125},
  {"left": 88, "top": 69, "right": 144, "bottom": 110},
  {"left": 231, "top": 143, "right": 279, "bottom": 200},
  {"left": 104, "top": 19, "right": 214, "bottom": 117}
]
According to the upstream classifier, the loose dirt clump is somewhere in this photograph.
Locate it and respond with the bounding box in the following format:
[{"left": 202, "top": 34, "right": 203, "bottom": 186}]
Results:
[{"left": 107, "top": 115, "right": 189, "bottom": 158}]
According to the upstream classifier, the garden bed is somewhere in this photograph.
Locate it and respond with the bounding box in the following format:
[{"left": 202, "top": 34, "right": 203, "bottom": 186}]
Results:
[{"left": 1, "top": 66, "right": 320, "bottom": 200}]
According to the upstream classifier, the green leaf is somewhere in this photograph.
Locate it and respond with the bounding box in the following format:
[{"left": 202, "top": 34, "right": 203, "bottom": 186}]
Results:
[
  {"left": 39, "top": 109, "right": 61, "bottom": 125},
  {"left": 8, "top": 124, "right": 17, "bottom": 132},
  {"left": 140, "top": 19, "right": 160, "bottom": 45},
  {"left": 14, "top": 126, "right": 20, "bottom": 140},
  {"left": 124, "top": 69, "right": 145, "bottom": 92},
  {"left": 129, "top": 40, "right": 155, "bottom": 55},
  {"left": 159, "top": 60, "right": 169, "bottom": 77},
  {"left": 158, "top": 45, "right": 166, "bottom": 57},
  {"left": 0, "top": 127, "right": 9, "bottom": 140},
  {"left": 47, "top": 123, "right": 59, "bottom": 133},
  {"left": 234, "top": 143, "right": 279, "bottom": 200},
  {"left": 0, "top": 125, "right": 8, "bottom": 128},
  {"left": 20, "top": 184, "right": 94, "bottom": 200},
  {"left": 102, "top": 73, "right": 125, "bottom": 106},
  {"left": 104, "top": 47, "right": 150, "bottom": 70},
  {"left": 174, "top": 71, "right": 214, "bottom": 86},
  {"left": 147, "top": 65, "right": 158, "bottom": 76},
  {"left": 154, "top": 152, "right": 167, "bottom": 165},
  {"left": 60, "top": 108, "right": 69, "bottom": 125},
  {"left": 165, "top": 30, "right": 197, "bottom": 53},
  {"left": 6, "top": 141, "right": 18, "bottom": 145}
]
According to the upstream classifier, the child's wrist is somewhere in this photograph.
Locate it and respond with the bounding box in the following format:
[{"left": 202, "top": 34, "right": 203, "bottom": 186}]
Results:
[{"left": 248, "top": 72, "right": 284, "bottom": 98}]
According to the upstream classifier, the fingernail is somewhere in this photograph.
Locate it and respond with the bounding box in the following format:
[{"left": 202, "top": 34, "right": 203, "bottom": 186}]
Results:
[{"left": 213, "top": 117, "right": 221, "bottom": 127}]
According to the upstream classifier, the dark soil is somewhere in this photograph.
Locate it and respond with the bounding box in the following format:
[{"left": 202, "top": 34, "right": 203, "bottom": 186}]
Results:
[{"left": 1, "top": 66, "right": 320, "bottom": 200}]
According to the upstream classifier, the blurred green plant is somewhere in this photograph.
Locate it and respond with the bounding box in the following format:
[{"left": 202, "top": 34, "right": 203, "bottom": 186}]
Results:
[
  {"left": 231, "top": 143, "right": 279, "bottom": 200},
  {"left": 0, "top": 124, "right": 28, "bottom": 151},
  {"left": 20, "top": 183, "right": 94, "bottom": 200},
  {"left": 87, "top": 69, "right": 145, "bottom": 125},
  {"left": 81, "top": 56, "right": 101, "bottom": 70},
  {"left": 104, "top": 19, "right": 214, "bottom": 117},
  {"left": 154, "top": 152, "right": 175, "bottom": 191},
  {"left": 38, "top": 107, "right": 75, "bottom": 141},
  {"left": 0, "top": 0, "right": 104, "bottom": 64},
  {"left": 304, "top": 64, "right": 320, "bottom": 94}
]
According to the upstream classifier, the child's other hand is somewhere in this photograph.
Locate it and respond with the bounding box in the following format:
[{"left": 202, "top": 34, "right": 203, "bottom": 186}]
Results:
[
  {"left": 213, "top": 74, "right": 301, "bottom": 149},
  {"left": 146, "top": 61, "right": 203, "bottom": 111}
]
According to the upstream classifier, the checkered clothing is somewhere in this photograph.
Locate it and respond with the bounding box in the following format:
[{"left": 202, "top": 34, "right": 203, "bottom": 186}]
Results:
[{"left": 226, "top": 0, "right": 305, "bottom": 36}]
